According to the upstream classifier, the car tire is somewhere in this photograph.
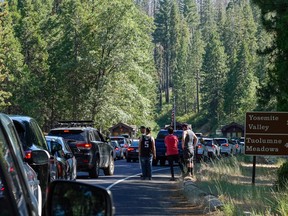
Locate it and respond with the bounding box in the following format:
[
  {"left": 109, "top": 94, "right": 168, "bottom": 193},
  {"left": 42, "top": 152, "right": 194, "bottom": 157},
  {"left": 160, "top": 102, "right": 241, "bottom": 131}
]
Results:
[
  {"left": 89, "top": 158, "right": 100, "bottom": 178},
  {"left": 103, "top": 156, "right": 114, "bottom": 176}
]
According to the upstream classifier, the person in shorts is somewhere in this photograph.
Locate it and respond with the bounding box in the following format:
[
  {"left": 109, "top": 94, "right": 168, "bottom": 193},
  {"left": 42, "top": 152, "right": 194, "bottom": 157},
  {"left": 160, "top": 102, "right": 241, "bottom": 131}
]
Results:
[
  {"left": 139, "top": 127, "right": 156, "bottom": 180},
  {"left": 182, "top": 123, "right": 198, "bottom": 177}
]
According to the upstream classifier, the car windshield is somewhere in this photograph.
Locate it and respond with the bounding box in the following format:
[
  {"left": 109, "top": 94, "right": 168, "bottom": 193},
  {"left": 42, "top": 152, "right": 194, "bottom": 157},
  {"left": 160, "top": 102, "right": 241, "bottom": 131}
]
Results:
[
  {"left": 214, "top": 139, "right": 227, "bottom": 144},
  {"left": 49, "top": 130, "right": 86, "bottom": 141},
  {"left": 156, "top": 130, "right": 183, "bottom": 140},
  {"left": 204, "top": 140, "right": 213, "bottom": 146},
  {"left": 131, "top": 140, "right": 139, "bottom": 147},
  {"left": 110, "top": 138, "right": 125, "bottom": 145}
]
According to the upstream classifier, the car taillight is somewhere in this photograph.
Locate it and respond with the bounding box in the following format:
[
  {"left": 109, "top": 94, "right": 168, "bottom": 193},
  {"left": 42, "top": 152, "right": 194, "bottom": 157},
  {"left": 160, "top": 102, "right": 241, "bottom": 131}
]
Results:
[
  {"left": 223, "top": 143, "right": 229, "bottom": 147},
  {"left": 212, "top": 145, "right": 215, "bottom": 148},
  {"left": 115, "top": 147, "right": 119, "bottom": 150},
  {"left": 1, "top": 186, "right": 4, "bottom": 191},
  {"left": 76, "top": 143, "right": 92, "bottom": 149},
  {"left": 25, "top": 151, "right": 32, "bottom": 159},
  {"left": 127, "top": 147, "right": 134, "bottom": 152},
  {"left": 235, "top": 144, "right": 239, "bottom": 148},
  {"left": 198, "top": 145, "right": 202, "bottom": 148}
]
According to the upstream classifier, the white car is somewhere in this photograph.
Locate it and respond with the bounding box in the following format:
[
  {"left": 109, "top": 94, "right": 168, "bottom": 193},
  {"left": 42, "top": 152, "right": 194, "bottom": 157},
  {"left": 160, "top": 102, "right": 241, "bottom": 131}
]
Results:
[
  {"left": 214, "top": 138, "right": 232, "bottom": 156},
  {"left": 202, "top": 138, "right": 220, "bottom": 160}
]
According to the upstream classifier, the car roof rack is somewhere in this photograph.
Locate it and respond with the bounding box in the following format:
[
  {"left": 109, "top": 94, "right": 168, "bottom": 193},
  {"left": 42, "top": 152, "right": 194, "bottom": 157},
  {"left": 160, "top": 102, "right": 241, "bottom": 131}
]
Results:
[{"left": 55, "top": 120, "right": 95, "bottom": 128}]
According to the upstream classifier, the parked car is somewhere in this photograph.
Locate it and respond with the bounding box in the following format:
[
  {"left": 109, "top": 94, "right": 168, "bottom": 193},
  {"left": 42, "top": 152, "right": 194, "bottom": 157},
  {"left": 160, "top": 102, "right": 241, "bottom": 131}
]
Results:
[
  {"left": 9, "top": 115, "right": 51, "bottom": 205},
  {"left": 214, "top": 138, "right": 232, "bottom": 156},
  {"left": 229, "top": 138, "right": 241, "bottom": 154},
  {"left": 0, "top": 114, "right": 115, "bottom": 216},
  {"left": 110, "top": 140, "right": 124, "bottom": 160},
  {"left": 202, "top": 138, "right": 220, "bottom": 160},
  {"left": 0, "top": 113, "right": 46, "bottom": 215},
  {"left": 48, "top": 121, "right": 114, "bottom": 178},
  {"left": 110, "top": 136, "right": 130, "bottom": 157},
  {"left": 126, "top": 139, "right": 140, "bottom": 162},
  {"left": 45, "top": 136, "right": 77, "bottom": 180}
]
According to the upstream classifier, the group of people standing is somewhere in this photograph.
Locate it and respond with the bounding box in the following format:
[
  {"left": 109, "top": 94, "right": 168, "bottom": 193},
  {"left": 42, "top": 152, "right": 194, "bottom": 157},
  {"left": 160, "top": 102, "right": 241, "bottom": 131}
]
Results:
[{"left": 138, "top": 123, "right": 198, "bottom": 181}]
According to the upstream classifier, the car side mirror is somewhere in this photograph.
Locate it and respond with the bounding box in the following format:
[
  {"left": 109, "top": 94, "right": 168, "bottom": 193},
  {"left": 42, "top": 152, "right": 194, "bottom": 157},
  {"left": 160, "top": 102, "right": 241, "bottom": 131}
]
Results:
[
  {"left": 46, "top": 180, "right": 115, "bottom": 216},
  {"left": 31, "top": 150, "right": 50, "bottom": 165}
]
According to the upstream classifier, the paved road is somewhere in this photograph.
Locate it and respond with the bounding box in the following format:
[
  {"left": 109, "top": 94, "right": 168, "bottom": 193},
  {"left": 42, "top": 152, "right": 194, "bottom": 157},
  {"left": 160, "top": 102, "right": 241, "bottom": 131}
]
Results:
[{"left": 76, "top": 159, "right": 206, "bottom": 215}]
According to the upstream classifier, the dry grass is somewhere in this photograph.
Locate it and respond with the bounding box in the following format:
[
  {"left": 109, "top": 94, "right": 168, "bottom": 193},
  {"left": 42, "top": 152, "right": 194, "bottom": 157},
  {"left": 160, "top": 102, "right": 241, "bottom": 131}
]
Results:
[{"left": 193, "top": 155, "right": 287, "bottom": 215}]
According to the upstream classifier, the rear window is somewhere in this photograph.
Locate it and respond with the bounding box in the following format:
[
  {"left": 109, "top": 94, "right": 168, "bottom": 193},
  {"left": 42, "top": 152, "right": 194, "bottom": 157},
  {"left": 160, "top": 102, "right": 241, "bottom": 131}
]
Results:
[
  {"left": 156, "top": 130, "right": 183, "bottom": 140},
  {"left": 49, "top": 130, "right": 86, "bottom": 142},
  {"left": 214, "top": 139, "right": 227, "bottom": 144},
  {"left": 110, "top": 138, "right": 125, "bottom": 145},
  {"left": 131, "top": 140, "right": 139, "bottom": 147},
  {"left": 203, "top": 140, "right": 213, "bottom": 146}
]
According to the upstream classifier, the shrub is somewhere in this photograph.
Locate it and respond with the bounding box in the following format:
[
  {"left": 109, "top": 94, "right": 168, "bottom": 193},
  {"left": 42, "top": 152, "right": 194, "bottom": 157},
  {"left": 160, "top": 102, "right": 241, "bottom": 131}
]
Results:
[{"left": 275, "top": 161, "right": 288, "bottom": 190}]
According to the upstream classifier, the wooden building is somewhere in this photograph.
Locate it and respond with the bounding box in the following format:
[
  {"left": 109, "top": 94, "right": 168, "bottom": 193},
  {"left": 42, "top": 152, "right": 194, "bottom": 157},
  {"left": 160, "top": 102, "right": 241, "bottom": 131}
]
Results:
[
  {"left": 109, "top": 122, "right": 137, "bottom": 138},
  {"left": 221, "top": 122, "right": 244, "bottom": 138}
]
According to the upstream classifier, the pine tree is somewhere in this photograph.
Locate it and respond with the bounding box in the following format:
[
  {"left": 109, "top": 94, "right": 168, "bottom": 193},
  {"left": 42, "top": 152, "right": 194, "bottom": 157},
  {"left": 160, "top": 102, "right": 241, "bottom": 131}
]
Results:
[{"left": 0, "top": 1, "right": 23, "bottom": 111}]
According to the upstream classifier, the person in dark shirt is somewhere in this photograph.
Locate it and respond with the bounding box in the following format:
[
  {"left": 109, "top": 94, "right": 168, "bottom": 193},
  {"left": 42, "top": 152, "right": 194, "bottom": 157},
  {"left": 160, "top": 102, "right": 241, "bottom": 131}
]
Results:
[{"left": 138, "top": 127, "right": 156, "bottom": 180}]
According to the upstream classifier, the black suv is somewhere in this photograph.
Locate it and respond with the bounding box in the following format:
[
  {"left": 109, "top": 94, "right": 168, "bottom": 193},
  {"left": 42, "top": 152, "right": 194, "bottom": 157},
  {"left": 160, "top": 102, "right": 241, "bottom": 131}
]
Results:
[
  {"left": 9, "top": 115, "right": 51, "bottom": 205},
  {"left": 48, "top": 121, "right": 114, "bottom": 178}
]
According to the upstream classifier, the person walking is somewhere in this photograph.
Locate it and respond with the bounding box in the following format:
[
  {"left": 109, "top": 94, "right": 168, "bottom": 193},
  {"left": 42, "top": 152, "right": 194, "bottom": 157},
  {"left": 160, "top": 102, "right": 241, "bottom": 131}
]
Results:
[
  {"left": 182, "top": 123, "right": 198, "bottom": 177},
  {"left": 138, "top": 127, "right": 156, "bottom": 180},
  {"left": 164, "top": 127, "right": 179, "bottom": 181}
]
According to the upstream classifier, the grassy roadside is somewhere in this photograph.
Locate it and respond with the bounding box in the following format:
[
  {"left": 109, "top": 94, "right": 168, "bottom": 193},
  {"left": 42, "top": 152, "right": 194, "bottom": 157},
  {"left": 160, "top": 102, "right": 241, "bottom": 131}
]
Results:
[{"left": 193, "top": 155, "right": 288, "bottom": 215}]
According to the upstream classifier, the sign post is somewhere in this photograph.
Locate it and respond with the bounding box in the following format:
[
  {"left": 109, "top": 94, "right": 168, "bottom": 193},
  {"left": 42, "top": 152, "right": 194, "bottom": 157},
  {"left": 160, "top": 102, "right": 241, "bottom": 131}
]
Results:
[{"left": 245, "top": 112, "right": 288, "bottom": 184}]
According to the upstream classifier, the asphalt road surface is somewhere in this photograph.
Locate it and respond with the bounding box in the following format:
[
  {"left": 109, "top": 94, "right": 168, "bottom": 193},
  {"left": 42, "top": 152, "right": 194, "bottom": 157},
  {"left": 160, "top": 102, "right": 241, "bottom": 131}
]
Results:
[{"left": 76, "top": 159, "right": 206, "bottom": 216}]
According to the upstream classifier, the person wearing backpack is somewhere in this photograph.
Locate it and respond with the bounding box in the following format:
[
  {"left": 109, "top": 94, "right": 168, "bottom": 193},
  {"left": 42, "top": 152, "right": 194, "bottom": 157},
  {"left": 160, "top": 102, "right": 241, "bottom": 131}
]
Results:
[{"left": 138, "top": 127, "right": 156, "bottom": 180}]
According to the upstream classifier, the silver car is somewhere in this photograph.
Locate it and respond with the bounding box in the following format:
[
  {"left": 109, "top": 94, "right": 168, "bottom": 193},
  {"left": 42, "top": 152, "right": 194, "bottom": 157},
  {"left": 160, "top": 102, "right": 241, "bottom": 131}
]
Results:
[{"left": 214, "top": 138, "right": 232, "bottom": 156}]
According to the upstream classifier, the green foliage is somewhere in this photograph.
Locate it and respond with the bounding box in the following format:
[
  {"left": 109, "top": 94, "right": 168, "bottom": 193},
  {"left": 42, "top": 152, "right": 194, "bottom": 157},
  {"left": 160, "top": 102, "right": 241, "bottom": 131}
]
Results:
[{"left": 275, "top": 162, "right": 288, "bottom": 190}]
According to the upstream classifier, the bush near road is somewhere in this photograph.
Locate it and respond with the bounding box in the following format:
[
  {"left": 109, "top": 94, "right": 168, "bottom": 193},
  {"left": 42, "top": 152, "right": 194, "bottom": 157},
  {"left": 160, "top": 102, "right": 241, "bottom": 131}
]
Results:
[{"left": 193, "top": 155, "right": 288, "bottom": 215}]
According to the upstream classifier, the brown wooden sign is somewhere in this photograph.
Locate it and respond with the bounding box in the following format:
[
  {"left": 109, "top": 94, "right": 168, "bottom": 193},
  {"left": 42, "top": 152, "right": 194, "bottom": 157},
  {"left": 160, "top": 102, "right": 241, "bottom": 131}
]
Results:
[{"left": 245, "top": 112, "right": 288, "bottom": 156}]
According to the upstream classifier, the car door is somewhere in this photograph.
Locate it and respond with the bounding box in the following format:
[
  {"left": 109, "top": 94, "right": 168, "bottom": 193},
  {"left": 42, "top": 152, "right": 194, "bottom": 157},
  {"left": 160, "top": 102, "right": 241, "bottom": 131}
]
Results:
[{"left": 0, "top": 115, "right": 38, "bottom": 215}]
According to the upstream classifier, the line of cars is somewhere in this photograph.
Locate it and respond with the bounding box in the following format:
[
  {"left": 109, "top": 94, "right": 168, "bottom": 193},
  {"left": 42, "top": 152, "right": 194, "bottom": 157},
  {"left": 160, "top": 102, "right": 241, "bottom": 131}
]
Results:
[
  {"left": 153, "top": 128, "right": 245, "bottom": 165},
  {"left": 0, "top": 113, "right": 114, "bottom": 216},
  {"left": 195, "top": 136, "right": 245, "bottom": 162}
]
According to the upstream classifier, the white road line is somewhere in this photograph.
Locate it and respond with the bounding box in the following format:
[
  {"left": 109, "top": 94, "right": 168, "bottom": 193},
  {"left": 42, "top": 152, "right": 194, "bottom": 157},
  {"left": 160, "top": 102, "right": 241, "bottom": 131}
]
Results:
[{"left": 106, "top": 167, "right": 169, "bottom": 190}]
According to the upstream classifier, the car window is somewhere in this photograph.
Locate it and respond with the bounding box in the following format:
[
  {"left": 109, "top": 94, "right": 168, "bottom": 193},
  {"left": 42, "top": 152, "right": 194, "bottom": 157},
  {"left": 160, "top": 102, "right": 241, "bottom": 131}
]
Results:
[
  {"left": 214, "top": 139, "right": 227, "bottom": 144},
  {"left": 94, "top": 131, "right": 101, "bottom": 141},
  {"left": 157, "top": 130, "right": 183, "bottom": 140},
  {"left": 204, "top": 140, "right": 213, "bottom": 146},
  {"left": 131, "top": 140, "right": 139, "bottom": 147},
  {"left": 49, "top": 130, "right": 86, "bottom": 142},
  {"left": 110, "top": 138, "right": 124, "bottom": 145}
]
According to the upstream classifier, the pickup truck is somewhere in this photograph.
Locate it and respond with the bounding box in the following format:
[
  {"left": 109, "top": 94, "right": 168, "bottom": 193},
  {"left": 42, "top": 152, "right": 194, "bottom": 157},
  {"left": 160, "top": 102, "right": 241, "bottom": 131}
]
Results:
[
  {"left": 153, "top": 129, "right": 183, "bottom": 166},
  {"left": 48, "top": 121, "right": 114, "bottom": 178}
]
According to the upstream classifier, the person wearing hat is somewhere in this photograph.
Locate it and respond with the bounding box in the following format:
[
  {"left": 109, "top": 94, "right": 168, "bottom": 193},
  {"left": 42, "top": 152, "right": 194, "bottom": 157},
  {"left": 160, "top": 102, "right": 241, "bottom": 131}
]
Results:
[
  {"left": 182, "top": 123, "right": 198, "bottom": 177},
  {"left": 138, "top": 127, "right": 156, "bottom": 180}
]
